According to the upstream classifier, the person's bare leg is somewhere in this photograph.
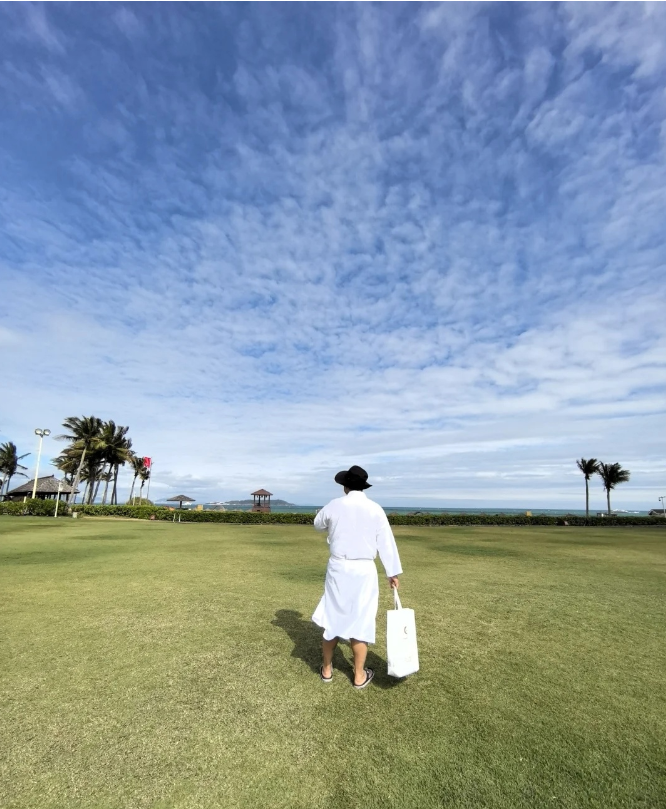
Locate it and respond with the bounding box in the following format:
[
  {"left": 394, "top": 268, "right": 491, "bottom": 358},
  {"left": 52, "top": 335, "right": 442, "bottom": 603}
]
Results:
[
  {"left": 322, "top": 637, "right": 338, "bottom": 678},
  {"left": 350, "top": 639, "right": 368, "bottom": 685}
]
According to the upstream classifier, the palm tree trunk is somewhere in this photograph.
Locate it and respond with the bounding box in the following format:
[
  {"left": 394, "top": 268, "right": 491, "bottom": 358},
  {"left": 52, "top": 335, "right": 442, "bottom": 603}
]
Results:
[
  {"left": 585, "top": 478, "right": 589, "bottom": 520},
  {"left": 89, "top": 471, "right": 100, "bottom": 504},
  {"left": 5, "top": 474, "right": 13, "bottom": 497},
  {"left": 92, "top": 471, "right": 103, "bottom": 504},
  {"left": 112, "top": 465, "right": 119, "bottom": 505},
  {"left": 102, "top": 469, "right": 111, "bottom": 505},
  {"left": 129, "top": 474, "right": 137, "bottom": 505},
  {"left": 68, "top": 446, "right": 87, "bottom": 506},
  {"left": 607, "top": 488, "right": 611, "bottom": 516}
]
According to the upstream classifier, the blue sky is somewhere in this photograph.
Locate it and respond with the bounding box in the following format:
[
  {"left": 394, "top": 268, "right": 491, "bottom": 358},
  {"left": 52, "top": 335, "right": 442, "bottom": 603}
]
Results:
[{"left": 1, "top": 2, "right": 665, "bottom": 508}]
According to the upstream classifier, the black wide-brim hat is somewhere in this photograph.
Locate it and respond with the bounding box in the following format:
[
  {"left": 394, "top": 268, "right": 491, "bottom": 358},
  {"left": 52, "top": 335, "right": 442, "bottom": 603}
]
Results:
[{"left": 334, "top": 465, "right": 372, "bottom": 489}]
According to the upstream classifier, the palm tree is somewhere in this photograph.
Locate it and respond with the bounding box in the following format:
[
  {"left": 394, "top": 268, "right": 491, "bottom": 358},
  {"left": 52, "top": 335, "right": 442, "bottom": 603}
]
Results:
[
  {"left": 109, "top": 429, "right": 132, "bottom": 505},
  {"left": 56, "top": 416, "right": 103, "bottom": 505},
  {"left": 576, "top": 458, "right": 600, "bottom": 519},
  {"left": 52, "top": 448, "right": 85, "bottom": 500},
  {"left": 137, "top": 466, "right": 150, "bottom": 504},
  {"left": 87, "top": 447, "right": 107, "bottom": 504},
  {"left": 52, "top": 452, "right": 79, "bottom": 487},
  {"left": 597, "top": 462, "right": 631, "bottom": 516},
  {"left": 98, "top": 470, "right": 114, "bottom": 505},
  {"left": 0, "top": 442, "right": 30, "bottom": 499},
  {"left": 91, "top": 421, "right": 122, "bottom": 505},
  {"left": 128, "top": 455, "right": 146, "bottom": 504}
]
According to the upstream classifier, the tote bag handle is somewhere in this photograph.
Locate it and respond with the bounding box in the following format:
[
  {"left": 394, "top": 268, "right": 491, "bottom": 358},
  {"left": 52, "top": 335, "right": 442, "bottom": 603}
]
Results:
[{"left": 393, "top": 587, "right": 403, "bottom": 611}]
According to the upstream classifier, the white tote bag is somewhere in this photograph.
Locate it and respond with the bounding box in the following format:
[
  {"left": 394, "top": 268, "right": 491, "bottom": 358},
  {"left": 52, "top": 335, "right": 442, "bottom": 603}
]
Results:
[{"left": 386, "top": 588, "right": 419, "bottom": 678}]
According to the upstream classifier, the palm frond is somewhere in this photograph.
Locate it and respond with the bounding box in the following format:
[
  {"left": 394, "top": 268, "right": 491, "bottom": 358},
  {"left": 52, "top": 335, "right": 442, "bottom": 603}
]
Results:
[
  {"left": 598, "top": 462, "right": 631, "bottom": 491},
  {"left": 576, "top": 458, "right": 600, "bottom": 478}
]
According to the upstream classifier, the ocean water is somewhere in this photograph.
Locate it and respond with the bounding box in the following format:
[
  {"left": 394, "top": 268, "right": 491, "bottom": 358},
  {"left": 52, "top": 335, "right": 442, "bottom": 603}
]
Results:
[{"left": 198, "top": 504, "right": 651, "bottom": 517}]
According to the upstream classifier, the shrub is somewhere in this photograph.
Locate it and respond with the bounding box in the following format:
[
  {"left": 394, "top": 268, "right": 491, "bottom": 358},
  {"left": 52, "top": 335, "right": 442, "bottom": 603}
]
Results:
[{"left": 0, "top": 499, "right": 70, "bottom": 517}]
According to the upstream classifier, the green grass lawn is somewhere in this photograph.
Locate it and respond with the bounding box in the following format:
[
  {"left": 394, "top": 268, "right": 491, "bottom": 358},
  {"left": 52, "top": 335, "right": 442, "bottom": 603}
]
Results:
[{"left": 1, "top": 517, "right": 664, "bottom": 809}]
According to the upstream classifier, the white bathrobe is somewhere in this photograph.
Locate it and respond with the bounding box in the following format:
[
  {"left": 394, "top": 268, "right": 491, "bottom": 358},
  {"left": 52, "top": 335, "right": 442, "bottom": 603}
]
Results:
[{"left": 311, "top": 490, "right": 402, "bottom": 644}]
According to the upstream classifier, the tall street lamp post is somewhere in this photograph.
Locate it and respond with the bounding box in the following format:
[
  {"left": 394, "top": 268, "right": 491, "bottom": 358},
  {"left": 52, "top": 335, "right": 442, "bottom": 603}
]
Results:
[
  {"left": 659, "top": 496, "right": 666, "bottom": 519},
  {"left": 32, "top": 428, "right": 51, "bottom": 500}
]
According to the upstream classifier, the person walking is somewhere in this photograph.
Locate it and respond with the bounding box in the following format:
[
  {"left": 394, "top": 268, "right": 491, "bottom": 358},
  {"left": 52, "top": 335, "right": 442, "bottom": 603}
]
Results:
[{"left": 312, "top": 465, "right": 402, "bottom": 689}]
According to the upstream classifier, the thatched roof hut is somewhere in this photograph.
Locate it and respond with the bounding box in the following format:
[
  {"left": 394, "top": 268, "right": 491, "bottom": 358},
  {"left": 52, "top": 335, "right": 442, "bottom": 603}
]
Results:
[{"left": 5, "top": 475, "right": 78, "bottom": 502}]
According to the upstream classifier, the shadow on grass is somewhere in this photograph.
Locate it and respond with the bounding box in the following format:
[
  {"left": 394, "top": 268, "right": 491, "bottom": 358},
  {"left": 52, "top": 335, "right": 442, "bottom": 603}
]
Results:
[{"left": 272, "top": 609, "right": 401, "bottom": 690}]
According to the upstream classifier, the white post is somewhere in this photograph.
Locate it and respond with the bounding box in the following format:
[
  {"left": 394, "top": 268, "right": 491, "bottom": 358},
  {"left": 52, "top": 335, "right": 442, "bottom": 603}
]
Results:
[
  {"left": 31, "top": 429, "right": 50, "bottom": 500},
  {"left": 54, "top": 479, "right": 63, "bottom": 518}
]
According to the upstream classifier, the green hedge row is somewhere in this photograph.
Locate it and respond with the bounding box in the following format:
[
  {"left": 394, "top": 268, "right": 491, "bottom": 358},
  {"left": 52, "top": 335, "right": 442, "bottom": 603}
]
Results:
[
  {"left": 388, "top": 513, "right": 666, "bottom": 527},
  {"left": 2, "top": 501, "right": 664, "bottom": 527},
  {"left": 69, "top": 505, "right": 317, "bottom": 524},
  {"left": 0, "top": 499, "right": 70, "bottom": 517}
]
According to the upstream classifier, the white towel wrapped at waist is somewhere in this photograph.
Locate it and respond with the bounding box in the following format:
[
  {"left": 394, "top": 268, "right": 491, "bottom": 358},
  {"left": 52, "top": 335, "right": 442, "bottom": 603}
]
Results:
[{"left": 312, "top": 557, "right": 379, "bottom": 644}]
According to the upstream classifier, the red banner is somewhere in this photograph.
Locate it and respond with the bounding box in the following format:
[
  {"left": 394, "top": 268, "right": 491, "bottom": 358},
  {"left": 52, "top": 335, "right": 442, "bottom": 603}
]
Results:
[{"left": 143, "top": 457, "right": 152, "bottom": 468}]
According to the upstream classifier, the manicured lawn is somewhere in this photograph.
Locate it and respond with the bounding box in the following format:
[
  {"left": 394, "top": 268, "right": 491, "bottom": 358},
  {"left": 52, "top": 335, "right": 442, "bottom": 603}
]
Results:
[{"left": 1, "top": 517, "right": 664, "bottom": 809}]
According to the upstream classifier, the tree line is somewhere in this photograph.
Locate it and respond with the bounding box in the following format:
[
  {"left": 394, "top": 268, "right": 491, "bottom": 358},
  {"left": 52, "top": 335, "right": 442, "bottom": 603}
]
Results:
[
  {"left": 0, "top": 416, "right": 151, "bottom": 505},
  {"left": 576, "top": 458, "right": 630, "bottom": 517},
  {"left": 0, "top": 430, "right": 638, "bottom": 513}
]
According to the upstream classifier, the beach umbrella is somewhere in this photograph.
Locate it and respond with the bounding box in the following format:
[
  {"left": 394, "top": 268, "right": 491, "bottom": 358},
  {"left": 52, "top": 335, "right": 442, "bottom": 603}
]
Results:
[{"left": 167, "top": 495, "right": 195, "bottom": 510}]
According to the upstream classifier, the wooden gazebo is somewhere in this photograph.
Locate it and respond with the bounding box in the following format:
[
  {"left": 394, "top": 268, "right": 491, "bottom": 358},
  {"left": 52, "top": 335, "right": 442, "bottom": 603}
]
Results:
[
  {"left": 167, "top": 495, "right": 195, "bottom": 510},
  {"left": 251, "top": 489, "right": 272, "bottom": 513}
]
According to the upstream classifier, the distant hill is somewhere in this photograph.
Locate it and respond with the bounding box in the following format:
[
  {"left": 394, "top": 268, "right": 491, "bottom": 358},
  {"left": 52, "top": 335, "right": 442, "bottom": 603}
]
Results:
[{"left": 222, "top": 499, "right": 296, "bottom": 506}]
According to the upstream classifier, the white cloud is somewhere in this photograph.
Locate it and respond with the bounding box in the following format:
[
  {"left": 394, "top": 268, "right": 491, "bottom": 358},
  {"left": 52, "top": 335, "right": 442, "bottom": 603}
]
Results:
[
  {"left": 0, "top": 3, "right": 665, "bottom": 509},
  {"left": 21, "top": 3, "right": 66, "bottom": 54},
  {"left": 113, "top": 7, "right": 143, "bottom": 39}
]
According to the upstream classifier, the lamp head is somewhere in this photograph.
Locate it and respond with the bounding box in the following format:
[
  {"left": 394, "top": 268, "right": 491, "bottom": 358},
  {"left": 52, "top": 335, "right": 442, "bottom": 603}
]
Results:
[{"left": 44, "top": 429, "right": 51, "bottom": 436}]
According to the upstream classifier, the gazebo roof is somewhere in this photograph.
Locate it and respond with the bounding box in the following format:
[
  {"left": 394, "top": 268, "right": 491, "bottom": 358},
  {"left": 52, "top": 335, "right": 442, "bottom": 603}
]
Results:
[
  {"left": 167, "top": 495, "right": 196, "bottom": 503},
  {"left": 7, "top": 475, "right": 78, "bottom": 495},
  {"left": 251, "top": 489, "right": 272, "bottom": 496}
]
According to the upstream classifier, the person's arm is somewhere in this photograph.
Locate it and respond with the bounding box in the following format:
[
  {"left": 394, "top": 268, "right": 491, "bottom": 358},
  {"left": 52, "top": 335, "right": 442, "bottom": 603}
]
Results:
[
  {"left": 377, "top": 511, "right": 402, "bottom": 586},
  {"left": 314, "top": 505, "right": 329, "bottom": 533}
]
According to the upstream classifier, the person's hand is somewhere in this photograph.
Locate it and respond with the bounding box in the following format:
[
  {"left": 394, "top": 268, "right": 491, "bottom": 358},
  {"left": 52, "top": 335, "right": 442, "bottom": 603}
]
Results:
[{"left": 388, "top": 576, "right": 399, "bottom": 589}]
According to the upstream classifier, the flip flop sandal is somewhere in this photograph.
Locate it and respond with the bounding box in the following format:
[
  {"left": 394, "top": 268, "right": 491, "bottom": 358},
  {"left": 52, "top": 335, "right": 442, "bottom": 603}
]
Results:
[
  {"left": 353, "top": 668, "right": 374, "bottom": 689},
  {"left": 320, "top": 666, "right": 333, "bottom": 683}
]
